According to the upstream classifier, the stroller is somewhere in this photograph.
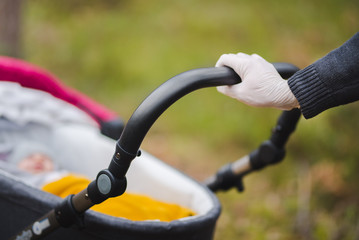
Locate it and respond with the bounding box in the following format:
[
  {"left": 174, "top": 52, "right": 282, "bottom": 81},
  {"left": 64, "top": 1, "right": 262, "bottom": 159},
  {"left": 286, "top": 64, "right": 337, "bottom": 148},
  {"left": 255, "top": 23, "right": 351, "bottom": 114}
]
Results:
[{"left": 0, "top": 56, "right": 301, "bottom": 240}]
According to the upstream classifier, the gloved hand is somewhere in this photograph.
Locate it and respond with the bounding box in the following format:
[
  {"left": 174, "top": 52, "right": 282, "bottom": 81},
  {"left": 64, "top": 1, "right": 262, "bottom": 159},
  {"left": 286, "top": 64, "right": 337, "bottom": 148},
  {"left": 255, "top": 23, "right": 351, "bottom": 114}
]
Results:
[{"left": 216, "top": 53, "right": 299, "bottom": 110}]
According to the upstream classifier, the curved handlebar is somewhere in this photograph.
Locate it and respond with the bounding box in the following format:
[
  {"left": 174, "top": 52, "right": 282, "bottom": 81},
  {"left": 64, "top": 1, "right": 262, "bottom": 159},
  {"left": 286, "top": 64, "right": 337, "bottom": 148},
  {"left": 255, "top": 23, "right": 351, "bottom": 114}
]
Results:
[
  {"left": 117, "top": 63, "right": 299, "bottom": 156},
  {"left": 118, "top": 67, "right": 241, "bottom": 155}
]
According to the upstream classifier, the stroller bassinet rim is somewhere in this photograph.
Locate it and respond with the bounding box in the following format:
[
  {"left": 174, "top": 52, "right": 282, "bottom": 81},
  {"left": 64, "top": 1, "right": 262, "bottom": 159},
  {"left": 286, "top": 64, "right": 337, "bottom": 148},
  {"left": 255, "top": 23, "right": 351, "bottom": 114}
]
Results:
[
  {"left": 0, "top": 149, "right": 220, "bottom": 239},
  {"left": 0, "top": 148, "right": 219, "bottom": 219}
]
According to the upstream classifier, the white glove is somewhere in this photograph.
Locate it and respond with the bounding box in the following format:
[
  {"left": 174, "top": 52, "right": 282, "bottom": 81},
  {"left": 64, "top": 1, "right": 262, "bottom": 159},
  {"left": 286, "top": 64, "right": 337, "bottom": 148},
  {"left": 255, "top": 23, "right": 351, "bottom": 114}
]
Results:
[{"left": 216, "top": 53, "right": 299, "bottom": 110}]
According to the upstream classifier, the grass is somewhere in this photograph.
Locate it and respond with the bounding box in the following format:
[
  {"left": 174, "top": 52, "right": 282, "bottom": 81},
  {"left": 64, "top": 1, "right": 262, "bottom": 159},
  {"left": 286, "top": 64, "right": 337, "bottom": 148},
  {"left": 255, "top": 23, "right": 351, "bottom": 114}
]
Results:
[{"left": 12, "top": 0, "right": 359, "bottom": 239}]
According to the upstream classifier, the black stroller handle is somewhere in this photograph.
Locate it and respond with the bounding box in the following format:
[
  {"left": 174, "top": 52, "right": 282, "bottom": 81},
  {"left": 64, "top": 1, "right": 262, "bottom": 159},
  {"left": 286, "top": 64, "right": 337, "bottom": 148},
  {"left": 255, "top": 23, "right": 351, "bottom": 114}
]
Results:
[
  {"left": 118, "top": 62, "right": 299, "bottom": 157},
  {"left": 118, "top": 67, "right": 241, "bottom": 156},
  {"left": 111, "top": 63, "right": 299, "bottom": 183}
]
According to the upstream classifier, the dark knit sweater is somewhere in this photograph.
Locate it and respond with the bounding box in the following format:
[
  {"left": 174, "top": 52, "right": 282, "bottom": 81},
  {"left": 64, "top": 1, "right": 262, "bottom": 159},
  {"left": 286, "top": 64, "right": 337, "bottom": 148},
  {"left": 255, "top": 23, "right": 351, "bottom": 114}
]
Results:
[{"left": 288, "top": 32, "right": 359, "bottom": 119}]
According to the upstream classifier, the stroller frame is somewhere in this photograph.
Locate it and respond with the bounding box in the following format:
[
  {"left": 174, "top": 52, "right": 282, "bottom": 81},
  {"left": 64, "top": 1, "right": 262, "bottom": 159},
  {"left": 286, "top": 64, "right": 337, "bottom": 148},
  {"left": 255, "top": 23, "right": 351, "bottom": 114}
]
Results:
[{"left": 2, "top": 57, "right": 300, "bottom": 240}]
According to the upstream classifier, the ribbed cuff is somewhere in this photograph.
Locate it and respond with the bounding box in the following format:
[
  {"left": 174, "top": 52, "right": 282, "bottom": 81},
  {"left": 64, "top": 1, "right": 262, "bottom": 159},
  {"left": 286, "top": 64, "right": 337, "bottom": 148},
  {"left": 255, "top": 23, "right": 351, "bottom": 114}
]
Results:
[{"left": 288, "top": 65, "right": 335, "bottom": 119}]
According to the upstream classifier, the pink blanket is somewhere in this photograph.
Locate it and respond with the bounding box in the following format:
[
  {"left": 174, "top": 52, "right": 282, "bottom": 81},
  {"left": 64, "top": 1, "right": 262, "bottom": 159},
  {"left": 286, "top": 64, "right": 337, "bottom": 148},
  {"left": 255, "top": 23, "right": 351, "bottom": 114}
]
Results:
[{"left": 0, "top": 56, "right": 118, "bottom": 124}]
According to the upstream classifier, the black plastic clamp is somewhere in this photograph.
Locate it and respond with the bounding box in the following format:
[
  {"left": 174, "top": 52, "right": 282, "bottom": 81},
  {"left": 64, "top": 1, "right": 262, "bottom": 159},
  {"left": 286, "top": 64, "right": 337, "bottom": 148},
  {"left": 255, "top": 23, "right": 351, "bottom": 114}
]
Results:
[
  {"left": 54, "top": 195, "right": 84, "bottom": 228},
  {"left": 249, "top": 140, "right": 286, "bottom": 171}
]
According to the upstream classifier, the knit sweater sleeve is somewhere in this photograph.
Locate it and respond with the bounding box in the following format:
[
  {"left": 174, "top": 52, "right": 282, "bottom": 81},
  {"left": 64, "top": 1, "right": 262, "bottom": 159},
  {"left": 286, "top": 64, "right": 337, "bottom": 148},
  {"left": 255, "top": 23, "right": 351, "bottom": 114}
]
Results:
[{"left": 288, "top": 32, "right": 359, "bottom": 119}]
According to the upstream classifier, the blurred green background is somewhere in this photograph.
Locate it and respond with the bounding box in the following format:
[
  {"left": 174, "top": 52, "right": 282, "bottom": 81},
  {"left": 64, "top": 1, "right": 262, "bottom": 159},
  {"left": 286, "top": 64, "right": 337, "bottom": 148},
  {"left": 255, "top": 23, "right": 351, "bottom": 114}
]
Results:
[{"left": 2, "top": 0, "right": 359, "bottom": 239}]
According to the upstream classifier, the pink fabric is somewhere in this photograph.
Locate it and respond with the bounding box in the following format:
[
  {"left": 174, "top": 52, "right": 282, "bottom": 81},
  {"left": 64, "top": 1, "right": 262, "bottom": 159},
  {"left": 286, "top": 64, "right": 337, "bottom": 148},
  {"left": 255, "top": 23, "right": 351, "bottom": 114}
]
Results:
[{"left": 0, "top": 56, "right": 118, "bottom": 124}]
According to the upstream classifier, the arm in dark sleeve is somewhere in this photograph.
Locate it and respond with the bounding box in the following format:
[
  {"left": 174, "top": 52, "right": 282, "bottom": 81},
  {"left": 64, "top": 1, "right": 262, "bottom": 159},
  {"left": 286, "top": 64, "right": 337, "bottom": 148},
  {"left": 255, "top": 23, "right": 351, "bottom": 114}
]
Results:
[{"left": 288, "top": 32, "right": 359, "bottom": 119}]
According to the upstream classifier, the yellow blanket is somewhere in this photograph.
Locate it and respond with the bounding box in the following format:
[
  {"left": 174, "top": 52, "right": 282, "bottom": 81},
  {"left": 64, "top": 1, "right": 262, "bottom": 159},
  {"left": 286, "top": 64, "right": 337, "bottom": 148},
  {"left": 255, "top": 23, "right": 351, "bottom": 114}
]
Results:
[{"left": 42, "top": 174, "right": 195, "bottom": 221}]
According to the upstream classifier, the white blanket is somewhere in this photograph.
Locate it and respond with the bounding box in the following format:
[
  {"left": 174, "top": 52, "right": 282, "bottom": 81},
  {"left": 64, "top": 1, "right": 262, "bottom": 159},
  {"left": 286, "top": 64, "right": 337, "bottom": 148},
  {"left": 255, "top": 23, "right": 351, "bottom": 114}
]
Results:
[{"left": 0, "top": 81, "right": 96, "bottom": 127}]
